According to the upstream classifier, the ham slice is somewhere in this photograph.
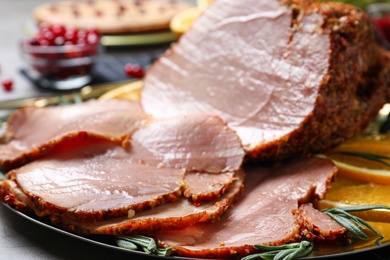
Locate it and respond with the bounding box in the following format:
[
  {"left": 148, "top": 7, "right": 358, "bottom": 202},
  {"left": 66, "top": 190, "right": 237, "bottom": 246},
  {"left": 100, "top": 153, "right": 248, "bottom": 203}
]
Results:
[
  {"left": 154, "top": 157, "right": 343, "bottom": 259},
  {"left": 0, "top": 99, "right": 148, "bottom": 171},
  {"left": 141, "top": 0, "right": 390, "bottom": 162},
  {"left": 46, "top": 171, "right": 245, "bottom": 235},
  {"left": 295, "top": 203, "right": 345, "bottom": 241},
  {"left": 128, "top": 113, "right": 245, "bottom": 202},
  {"left": 1, "top": 113, "right": 245, "bottom": 223},
  {"left": 6, "top": 139, "right": 184, "bottom": 221}
]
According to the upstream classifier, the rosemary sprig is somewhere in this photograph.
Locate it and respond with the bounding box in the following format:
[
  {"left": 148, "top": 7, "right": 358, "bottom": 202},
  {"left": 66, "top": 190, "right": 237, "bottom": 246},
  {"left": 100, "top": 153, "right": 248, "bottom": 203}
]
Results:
[
  {"left": 115, "top": 235, "right": 172, "bottom": 256},
  {"left": 242, "top": 241, "right": 314, "bottom": 260},
  {"left": 329, "top": 151, "right": 390, "bottom": 168},
  {"left": 321, "top": 205, "right": 390, "bottom": 240}
]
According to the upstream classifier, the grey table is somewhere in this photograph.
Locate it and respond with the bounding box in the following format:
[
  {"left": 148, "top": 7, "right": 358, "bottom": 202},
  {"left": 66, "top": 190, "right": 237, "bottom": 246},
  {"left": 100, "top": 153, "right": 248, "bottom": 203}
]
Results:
[{"left": 1, "top": 0, "right": 390, "bottom": 259}]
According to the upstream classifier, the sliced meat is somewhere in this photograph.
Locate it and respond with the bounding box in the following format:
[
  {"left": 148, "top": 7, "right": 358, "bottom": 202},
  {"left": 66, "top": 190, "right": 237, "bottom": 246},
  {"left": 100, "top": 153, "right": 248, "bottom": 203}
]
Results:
[
  {"left": 183, "top": 171, "right": 236, "bottom": 203},
  {"left": 49, "top": 170, "right": 245, "bottom": 235},
  {"left": 129, "top": 113, "right": 244, "bottom": 173},
  {"left": 155, "top": 157, "right": 342, "bottom": 259},
  {"left": 0, "top": 99, "right": 148, "bottom": 171},
  {"left": 295, "top": 203, "right": 345, "bottom": 241},
  {"left": 6, "top": 139, "right": 184, "bottom": 221},
  {"left": 141, "top": 0, "right": 390, "bottom": 162},
  {"left": 129, "top": 113, "right": 245, "bottom": 202},
  {"left": 1, "top": 113, "right": 245, "bottom": 222},
  {"left": 0, "top": 180, "right": 33, "bottom": 213}
]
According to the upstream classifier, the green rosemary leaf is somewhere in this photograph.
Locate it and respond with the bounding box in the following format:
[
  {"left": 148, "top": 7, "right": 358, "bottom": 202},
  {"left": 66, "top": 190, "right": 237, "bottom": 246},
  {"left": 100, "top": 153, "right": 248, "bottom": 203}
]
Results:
[
  {"left": 244, "top": 241, "right": 314, "bottom": 260},
  {"left": 241, "top": 252, "right": 274, "bottom": 260},
  {"left": 115, "top": 238, "right": 138, "bottom": 251},
  {"left": 330, "top": 151, "right": 390, "bottom": 168},
  {"left": 284, "top": 241, "right": 314, "bottom": 260},
  {"left": 322, "top": 205, "right": 390, "bottom": 240},
  {"left": 156, "top": 247, "right": 172, "bottom": 256},
  {"left": 337, "top": 205, "right": 390, "bottom": 212},
  {"left": 326, "top": 212, "right": 369, "bottom": 240},
  {"left": 354, "top": 217, "right": 384, "bottom": 238},
  {"left": 273, "top": 248, "right": 297, "bottom": 260},
  {"left": 253, "top": 242, "right": 301, "bottom": 251},
  {"left": 116, "top": 235, "right": 157, "bottom": 254}
]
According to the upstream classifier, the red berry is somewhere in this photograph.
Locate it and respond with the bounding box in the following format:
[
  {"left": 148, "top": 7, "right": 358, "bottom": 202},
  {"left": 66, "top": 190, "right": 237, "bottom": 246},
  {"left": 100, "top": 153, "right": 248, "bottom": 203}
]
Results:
[
  {"left": 2, "top": 79, "right": 13, "bottom": 91},
  {"left": 64, "top": 27, "right": 78, "bottom": 43},
  {"left": 54, "top": 36, "right": 65, "bottom": 46},
  {"left": 51, "top": 24, "right": 66, "bottom": 37},
  {"left": 124, "top": 63, "right": 144, "bottom": 78}
]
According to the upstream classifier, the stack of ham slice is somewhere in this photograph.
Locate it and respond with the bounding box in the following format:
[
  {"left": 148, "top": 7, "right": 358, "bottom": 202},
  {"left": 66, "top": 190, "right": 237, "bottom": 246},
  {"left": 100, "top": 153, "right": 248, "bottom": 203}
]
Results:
[{"left": 3, "top": 0, "right": 389, "bottom": 258}]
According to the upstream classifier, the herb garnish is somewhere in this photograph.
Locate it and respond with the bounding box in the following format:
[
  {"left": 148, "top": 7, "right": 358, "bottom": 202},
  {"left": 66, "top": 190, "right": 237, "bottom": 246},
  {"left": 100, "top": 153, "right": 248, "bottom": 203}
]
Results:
[
  {"left": 321, "top": 205, "right": 390, "bottom": 240},
  {"left": 329, "top": 151, "right": 390, "bottom": 168},
  {"left": 242, "top": 241, "right": 314, "bottom": 260},
  {"left": 115, "top": 234, "right": 172, "bottom": 256}
]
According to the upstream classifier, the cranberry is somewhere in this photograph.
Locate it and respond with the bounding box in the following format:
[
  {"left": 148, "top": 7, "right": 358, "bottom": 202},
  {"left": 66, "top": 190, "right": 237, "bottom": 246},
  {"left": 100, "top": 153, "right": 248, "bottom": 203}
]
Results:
[
  {"left": 124, "top": 63, "right": 144, "bottom": 78},
  {"left": 52, "top": 24, "right": 65, "bottom": 36},
  {"left": 28, "top": 24, "right": 100, "bottom": 48},
  {"left": 2, "top": 79, "right": 13, "bottom": 91},
  {"left": 64, "top": 27, "right": 79, "bottom": 43},
  {"left": 54, "top": 36, "right": 65, "bottom": 46},
  {"left": 85, "top": 28, "right": 100, "bottom": 45}
]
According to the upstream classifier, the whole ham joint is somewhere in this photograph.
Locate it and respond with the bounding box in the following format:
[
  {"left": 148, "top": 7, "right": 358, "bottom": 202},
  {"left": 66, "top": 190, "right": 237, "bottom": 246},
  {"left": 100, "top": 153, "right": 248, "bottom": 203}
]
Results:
[{"left": 141, "top": 0, "right": 390, "bottom": 162}]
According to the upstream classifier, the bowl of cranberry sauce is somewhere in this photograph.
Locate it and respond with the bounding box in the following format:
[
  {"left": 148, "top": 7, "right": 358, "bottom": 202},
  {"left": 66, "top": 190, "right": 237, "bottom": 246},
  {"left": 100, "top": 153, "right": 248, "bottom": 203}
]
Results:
[
  {"left": 367, "top": 3, "right": 390, "bottom": 49},
  {"left": 21, "top": 24, "right": 101, "bottom": 90}
]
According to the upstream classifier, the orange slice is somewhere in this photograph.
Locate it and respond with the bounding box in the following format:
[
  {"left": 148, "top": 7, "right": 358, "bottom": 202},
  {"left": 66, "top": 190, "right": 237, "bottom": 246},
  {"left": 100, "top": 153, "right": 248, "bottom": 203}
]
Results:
[
  {"left": 197, "top": 0, "right": 214, "bottom": 10},
  {"left": 324, "top": 134, "right": 390, "bottom": 185},
  {"left": 98, "top": 80, "right": 142, "bottom": 101},
  {"left": 316, "top": 132, "right": 390, "bottom": 222},
  {"left": 315, "top": 175, "right": 390, "bottom": 222},
  {"left": 169, "top": 7, "right": 202, "bottom": 37}
]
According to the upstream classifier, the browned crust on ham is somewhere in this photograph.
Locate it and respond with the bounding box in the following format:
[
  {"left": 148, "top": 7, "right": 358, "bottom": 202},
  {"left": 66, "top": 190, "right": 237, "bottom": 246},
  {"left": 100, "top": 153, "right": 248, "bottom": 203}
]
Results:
[
  {"left": 249, "top": 1, "right": 390, "bottom": 162},
  {"left": 294, "top": 203, "right": 346, "bottom": 242},
  {"left": 16, "top": 171, "right": 244, "bottom": 235},
  {"left": 0, "top": 180, "right": 33, "bottom": 213},
  {"left": 1, "top": 131, "right": 121, "bottom": 172}
]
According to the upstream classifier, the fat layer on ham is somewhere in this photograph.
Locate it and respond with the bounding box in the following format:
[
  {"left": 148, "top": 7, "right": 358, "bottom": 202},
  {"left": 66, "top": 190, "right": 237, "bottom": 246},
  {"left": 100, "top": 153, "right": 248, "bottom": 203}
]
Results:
[
  {"left": 0, "top": 99, "right": 148, "bottom": 171},
  {"left": 154, "top": 157, "right": 344, "bottom": 259}
]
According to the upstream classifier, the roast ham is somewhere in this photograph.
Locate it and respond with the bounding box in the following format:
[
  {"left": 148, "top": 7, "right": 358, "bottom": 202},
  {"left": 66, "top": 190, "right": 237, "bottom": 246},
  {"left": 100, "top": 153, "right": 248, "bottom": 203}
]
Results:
[
  {"left": 0, "top": 0, "right": 381, "bottom": 258},
  {"left": 141, "top": 0, "right": 390, "bottom": 162},
  {"left": 154, "top": 157, "right": 344, "bottom": 259}
]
